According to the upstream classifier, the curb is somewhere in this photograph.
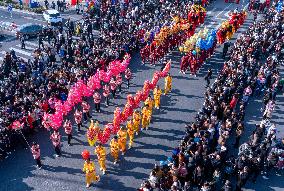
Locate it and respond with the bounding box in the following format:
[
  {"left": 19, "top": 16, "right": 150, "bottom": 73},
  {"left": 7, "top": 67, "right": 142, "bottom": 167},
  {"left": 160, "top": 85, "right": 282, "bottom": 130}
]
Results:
[
  {"left": 0, "top": 5, "right": 77, "bottom": 16},
  {"left": 0, "top": 5, "right": 39, "bottom": 15}
]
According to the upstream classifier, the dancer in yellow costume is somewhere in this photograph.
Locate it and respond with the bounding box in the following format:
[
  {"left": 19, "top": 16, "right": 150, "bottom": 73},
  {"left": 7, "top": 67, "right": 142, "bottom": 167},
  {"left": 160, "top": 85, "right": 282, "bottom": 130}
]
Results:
[
  {"left": 144, "top": 95, "right": 154, "bottom": 121},
  {"left": 117, "top": 127, "right": 128, "bottom": 155},
  {"left": 82, "top": 158, "right": 100, "bottom": 188},
  {"left": 126, "top": 120, "right": 135, "bottom": 149},
  {"left": 164, "top": 73, "right": 172, "bottom": 95},
  {"left": 75, "top": 24, "right": 81, "bottom": 36},
  {"left": 141, "top": 104, "right": 151, "bottom": 130},
  {"left": 132, "top": 110, "right": 141, "bottom": 135},
  {"left": 110, "top": 136, "right": 120, "bottom": 164},
  {"left": 95, "top": 143, "right": 106, "bottom": 175},
  {"left": 153, "top": 85, "right": 162, "bottom": 109}
]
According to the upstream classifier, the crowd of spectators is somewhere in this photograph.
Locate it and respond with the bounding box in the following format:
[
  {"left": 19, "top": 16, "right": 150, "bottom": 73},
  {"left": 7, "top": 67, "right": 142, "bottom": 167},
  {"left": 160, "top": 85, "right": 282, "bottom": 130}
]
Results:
[
  {"left": 0, "top": 0, "right": 207, "bottom": 158},
  {"left": 138, "top": 6, "right": 284, "bottom": 191}
]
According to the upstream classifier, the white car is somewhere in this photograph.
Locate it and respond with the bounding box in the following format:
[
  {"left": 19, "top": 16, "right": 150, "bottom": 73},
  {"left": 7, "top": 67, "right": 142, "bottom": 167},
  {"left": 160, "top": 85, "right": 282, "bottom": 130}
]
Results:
[{"left": 43, "top": 10, "right": 63, "bottom": 25}]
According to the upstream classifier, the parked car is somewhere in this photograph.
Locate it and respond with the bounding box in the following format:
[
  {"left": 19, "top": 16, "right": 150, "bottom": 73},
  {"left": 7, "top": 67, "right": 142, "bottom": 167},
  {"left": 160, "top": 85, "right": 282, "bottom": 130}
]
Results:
[
  {"left": 15, "top": 23, "right": 43, "bottom": 39},
  {"left": 43, "top": 9, "right": 63, "bottom": 25}
]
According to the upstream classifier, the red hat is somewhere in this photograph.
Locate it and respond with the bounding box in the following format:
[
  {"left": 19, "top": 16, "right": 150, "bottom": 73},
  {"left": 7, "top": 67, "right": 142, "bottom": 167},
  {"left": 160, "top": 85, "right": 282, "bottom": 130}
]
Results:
[{"left": 81, "top": 150, "right": 90, "bottom": 160}]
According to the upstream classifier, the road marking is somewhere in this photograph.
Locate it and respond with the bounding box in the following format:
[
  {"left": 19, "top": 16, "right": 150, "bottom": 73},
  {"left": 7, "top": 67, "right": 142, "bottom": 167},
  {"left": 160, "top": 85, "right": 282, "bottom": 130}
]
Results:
[
  {"left": 9, "top": 47, "right": 31, "bottom": 56},
  {"left": 207, "top": 8, "right": 217, "bottom": 15},
  {"left": 224, "top": 10, "right": 231, "bottom": 17},
  {"left": 18, "top": 57, "right": 28, "bottom": 62},
  {"left": 0, "top": 51, "right": 28, "bottom": 62},
  {"left": 22, "top": 16, "right": 45, "bottom": 23},
  {"left": 215, "top": 3, "right": 233, "bottom": 18},
  {"left": 215, "top": 23, "right": 221, "bottom": 29},
  {"left": 25, "top": 41, "right": 39, "bottom": 47},
  {"left": 15, "top": 44, "right": 35, "bottom": 51},
  {"left": 0, "top": 5, "right": 37, "bottom": 16}
]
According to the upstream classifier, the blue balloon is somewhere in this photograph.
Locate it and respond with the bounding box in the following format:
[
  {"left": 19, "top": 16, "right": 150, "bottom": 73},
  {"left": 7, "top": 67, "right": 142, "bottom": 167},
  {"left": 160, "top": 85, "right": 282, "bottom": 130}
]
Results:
[
  {"left": 160, "top": 160, "right": 168, "bottom": 166},
  {"left": 195, "top": 29, "right": 217, "bottom": 50},
  {"left": 167, "top": 157, "right": 173, "bottom": 163},
  {"left": 192, "top": 50, "right": 197, "bottom": 55},
  {"left": 276, "top": 1, "right": 283, "bottom": 12}
]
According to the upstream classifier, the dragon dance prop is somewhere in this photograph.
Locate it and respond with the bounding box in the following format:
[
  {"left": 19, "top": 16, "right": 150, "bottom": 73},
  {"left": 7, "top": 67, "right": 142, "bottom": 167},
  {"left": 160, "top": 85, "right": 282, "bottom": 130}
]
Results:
[
  {"left": 140, "top": 5, "right": 206, "bottom": 65},
  {"left": 276, "top": 0, "right": 283, "bottom": 12},
  {"left": 41, "top": 54, "right": 131, "bottom": 131},
  {"left": 89, "top": 61, "right": 171, "bottom": 144},
  {"left": 139, "top": 4, "right": 206, "bottom": 45},
  {"left": 179, "top": 10, "right": 247, "bottom": 74},
  {"left": 216, "top": 11, "right": 246, "bottom": 44}
]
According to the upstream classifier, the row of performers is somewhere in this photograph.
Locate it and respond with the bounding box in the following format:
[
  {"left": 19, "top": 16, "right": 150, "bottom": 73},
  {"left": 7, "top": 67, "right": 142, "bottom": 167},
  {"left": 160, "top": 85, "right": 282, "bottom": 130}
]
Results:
[
  {"left": 217, "top": 11, "right": 246, "bottom": 44},
  {"left": 139, "top": 6, "right": 206, "bottom": 65},
  {"left": 180, "top": 39, "right": 217, "bottom": 75}
]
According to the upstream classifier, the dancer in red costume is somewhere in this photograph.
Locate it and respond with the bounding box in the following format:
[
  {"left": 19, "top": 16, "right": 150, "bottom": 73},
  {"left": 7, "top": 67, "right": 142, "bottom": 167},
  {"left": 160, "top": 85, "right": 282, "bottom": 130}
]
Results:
[
  {"left": 199, "top": 10, "right": 206, "bottom": 24},
  {"left": 180, "top": 55, "right": 190, "bottom": 74},
  {"left": 140, "top": 45, "right": 150, "bottom": 64}
]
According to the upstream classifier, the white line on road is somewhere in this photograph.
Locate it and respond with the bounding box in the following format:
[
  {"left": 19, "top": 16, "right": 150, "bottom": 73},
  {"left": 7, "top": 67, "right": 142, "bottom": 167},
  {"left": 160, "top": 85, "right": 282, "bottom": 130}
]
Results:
[
  {"left": 25, "top": 41, "right": 39, "bottom": 47},
  {"left": 207, "top": 8, "right": 217, "bottom": 15},
  {"left": 18, "top": 57, "right": 28, "bottom": 62},
  {"left": 9, "top": 47, "right": 31, "bottom": 56},
  {"left": 224, "top": 10, "right": 231, "bottom": 17},
  {"left": 0, "top": 51, "right": 28, "bottom": 62},
  {"left": 215, "top": 3, "right": 233, "bottom": 18},
  {"left": 22, "top": 16, "right": 45, "bottom": 23},
  {"left": 15, "top": 44, "right": 35, "bottom": 51}
]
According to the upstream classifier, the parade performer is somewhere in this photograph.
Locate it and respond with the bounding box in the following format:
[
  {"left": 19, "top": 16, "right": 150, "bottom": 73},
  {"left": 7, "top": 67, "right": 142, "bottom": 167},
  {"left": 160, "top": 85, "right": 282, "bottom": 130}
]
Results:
[
  {"left": 50, "top": 130, "right": 61, "bottom": 157},
  {"left": 125, "top": 68, "right": 132, "bottom": 88},
  {"left": 74, "top": 109, "right": 83, "bottom": 131},
  {"left": 110, "top": 77, "right": 117, "bottom": 99},
  {"left": 180, "top": 55, "right": 190, "bottom": 74},
  {"left": 144, "top": 95, "right": 154, "bottom": 116},
  {"left": 116, "top": 73, "right": 123, "bottom": 93},
  {"left": 189, "top": 53, "right": 198, "bottom": 76},
  {"left": 164, "top": 73, "right": 172, "bottom": 95},
  {"left": 103, "top": 84, "right": 110, "bottom": 106},
  {"left": 110, "top": 136, "right": 120, "bottom": 164},
  {"left": 153, "top": 85, "right": 162, "bottom": 109},
  {"left": 126, "top": 120, "right": 135, "bottom": 149},
  {"left": 117, "top": 126, "right": 128, "bottom": 155},
  {"left": 141, "top": 104, "right": 151, "bottom": 130},
  {"left": 82, "top": 150, "right": 100, "bottom": 188},
  {"left": 93, "top": 91, "right": 101, "bottom": 112},
  {"left": 95, "top": 143, "right": 107, "bottom": 175},
  {"left": 140, "top": 44, "right": 150, "bottom": 64},
  {"left": 87, "top": 120, "right": 100, "bottom": 146},
  {"left": 82, "top": 100, "right": 91, "bottom": 121},
  {"left": 132, "top": 110, "right": 141, "bottom": 135},
  {"left": 63, "top": 119, "right": 72, "bottom": 146},
  {"left": 31, "top": 142, "right": 42, "bottom": 169}
]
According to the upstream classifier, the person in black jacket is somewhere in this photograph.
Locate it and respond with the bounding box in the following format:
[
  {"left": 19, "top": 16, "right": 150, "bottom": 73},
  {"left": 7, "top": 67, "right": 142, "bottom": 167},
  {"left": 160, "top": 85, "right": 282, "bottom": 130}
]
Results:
[
  {"left": 236, "top": 166, "right": 249, "bottom": 191},
  {"left": 204, "top": 69, "right": 212, "bottom": 87},
  {"left": 222, "top": 41, "right": 231, "bottom": 58}
]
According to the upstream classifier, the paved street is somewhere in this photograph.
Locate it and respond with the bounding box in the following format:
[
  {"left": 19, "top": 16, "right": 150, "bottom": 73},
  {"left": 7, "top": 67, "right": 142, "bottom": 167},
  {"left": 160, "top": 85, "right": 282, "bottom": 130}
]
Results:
[
  {"left": 0, "top": 1, "right": 283, "bottom": 191},
  {"left": 0, "top": 5, "right": 83, "bottom": 63}
]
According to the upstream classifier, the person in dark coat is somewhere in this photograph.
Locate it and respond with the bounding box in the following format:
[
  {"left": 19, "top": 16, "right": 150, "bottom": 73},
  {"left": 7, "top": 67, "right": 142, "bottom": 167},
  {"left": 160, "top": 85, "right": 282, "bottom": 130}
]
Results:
[
  {"left": 222, "top": 42, "right": 231, "bottom": 58},
  {"left": 236, "top": 166, "right": 249, "bottom": 191},
  {"left": 205, "top": 68, "right": 213, "bottom": 87}
]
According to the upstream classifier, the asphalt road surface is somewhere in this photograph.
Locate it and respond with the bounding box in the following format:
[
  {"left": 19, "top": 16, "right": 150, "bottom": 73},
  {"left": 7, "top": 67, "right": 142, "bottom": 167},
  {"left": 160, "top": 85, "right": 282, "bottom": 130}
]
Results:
[{"left": 0, "top": 1, "right": 283, "bottom": 191}]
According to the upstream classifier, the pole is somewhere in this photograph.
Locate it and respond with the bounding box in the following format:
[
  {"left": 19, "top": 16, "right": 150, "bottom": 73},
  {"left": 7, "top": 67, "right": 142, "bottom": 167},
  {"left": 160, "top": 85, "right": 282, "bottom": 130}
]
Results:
[{"left": 18, "top": 130, "right": 31, "bottom": 149}]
